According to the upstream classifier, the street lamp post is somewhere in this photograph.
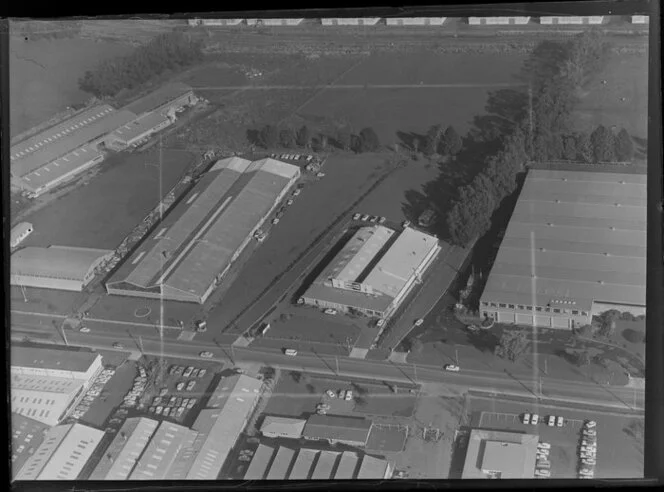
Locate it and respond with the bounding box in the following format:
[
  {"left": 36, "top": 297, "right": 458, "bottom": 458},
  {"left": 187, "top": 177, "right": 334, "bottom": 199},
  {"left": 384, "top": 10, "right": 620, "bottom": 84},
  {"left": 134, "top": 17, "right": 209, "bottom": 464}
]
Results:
[
  {"left": 335, "top": 356, "right": 339, "bottom": 375},
  {"left": 455, "top": 347, "right": 459, "bottom": 366}
]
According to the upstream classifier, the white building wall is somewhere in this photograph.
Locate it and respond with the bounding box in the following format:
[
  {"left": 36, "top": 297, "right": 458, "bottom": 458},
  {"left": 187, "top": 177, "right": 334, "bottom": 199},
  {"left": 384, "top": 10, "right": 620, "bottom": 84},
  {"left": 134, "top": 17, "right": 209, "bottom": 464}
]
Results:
[
  {"left": 469, "top": 17, "right": 531, "bottom": 25},
  {"left": 540, "top": 16, "right": 604, "bottom": 25},
  {"left": 201, "top": 19, "right": 243, "bottom": 26},
  {"left": 11, "top": 385, "right": 82, "bottom": 426},
  {"left": 386, "top": 17, "right": 447, "bottom": 26},
  {"left": 631, "top": 15, "right": 649, "bottom": 24},
  {"left": 321, "top": 18, "right": 380, "bottom": 26},
  {"left": 11, "top": 354, "right": 103, "bottom": 382}
]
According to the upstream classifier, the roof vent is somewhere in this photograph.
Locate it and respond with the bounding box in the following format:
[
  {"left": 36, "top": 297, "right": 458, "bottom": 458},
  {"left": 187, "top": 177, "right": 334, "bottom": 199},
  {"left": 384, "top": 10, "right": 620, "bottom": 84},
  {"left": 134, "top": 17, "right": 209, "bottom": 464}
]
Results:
[
  {"left": 547, "top": 223, "right": 554, "bottom": 227},
  {"left": 562, "top": 178, "right": 567, "bottom": 181},
  {"left": 555, "top": 199, "right": 560, "bottom": 203},
  {"left": 615, "top": 203, "right": 621, "bottom": 207},
  {"left": 619, "top": 180, "right": 625, "bottom": 184},
  {"left": 610, "top": 226, "right": 616, "bottom": 231},
  {"left": 604, "top": 252, "right": 610, "bottom": 256},
  {"left": 539, "top": 247, "right": 546, "bottom": 252},
  {"left": 598, "top": 280, "right": 605, "bottom": 285}
]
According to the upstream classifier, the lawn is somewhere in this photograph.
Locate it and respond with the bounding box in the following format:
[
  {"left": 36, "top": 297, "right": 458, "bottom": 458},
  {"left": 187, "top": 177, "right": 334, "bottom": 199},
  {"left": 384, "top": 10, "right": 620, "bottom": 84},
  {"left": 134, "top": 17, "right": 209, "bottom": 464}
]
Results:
[
  {"left": 262, "top": 308, "right": 361, "bottom": 346},
  {"left": 10, "top": 36, "right": 133, "bottom": 136},
  {"left": 21, "top": 148, "right": 195, "bottom": 250},
  {"left": 263, "top": 372, "right": 326, "bottom": 419}
]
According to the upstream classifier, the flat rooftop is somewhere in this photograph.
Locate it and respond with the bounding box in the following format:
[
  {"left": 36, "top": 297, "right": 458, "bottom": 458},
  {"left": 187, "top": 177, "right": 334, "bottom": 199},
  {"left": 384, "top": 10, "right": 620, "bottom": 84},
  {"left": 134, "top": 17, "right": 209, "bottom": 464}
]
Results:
[
  {"left": 462, "top": 429, "right": 539, "bottom": 479},
  {"left": 481, "top": 169, "right": 647, "bottom": 312},
  {"left": 327, "top": 226, "right": 395, "bottom": 283},
  {"left": 11, "top": 345, "right": 100, "bottom": 373},
  {"left": 124, "top": 82, "right": 193, "bottom": 116}
]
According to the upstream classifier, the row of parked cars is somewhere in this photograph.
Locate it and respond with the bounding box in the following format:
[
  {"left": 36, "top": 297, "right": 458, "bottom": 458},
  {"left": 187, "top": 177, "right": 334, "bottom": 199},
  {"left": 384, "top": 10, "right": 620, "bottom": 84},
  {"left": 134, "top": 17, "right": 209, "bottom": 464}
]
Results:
[
  {"left": 578, "top": 420, "right": 597, "bottom": 479},
  {"left": 271, "top": 184, "right": 304, "bottom": 225},
  {"left": 271, "top": 153, "right": 315, "bottom": 163},
  {"left": 535, "top": 442, "right": 552, "bottom": 478},
  {"left": 169, "top": 365, "right": 207, "bottom": 378},
  {"left": 70, "top": 368, "right": 116, "bottom": 422},
  {"left": 121, "top": 366, "right": 149, "bottom": 411},
  {"left": 148, "top": 395, "right": 198, "bottom": 419},
  {"left": 353, "top": 212, "right": 387, "bottom": 224},
  {"left": 522, "top": 413, "right": 566, "bottom": 426}
]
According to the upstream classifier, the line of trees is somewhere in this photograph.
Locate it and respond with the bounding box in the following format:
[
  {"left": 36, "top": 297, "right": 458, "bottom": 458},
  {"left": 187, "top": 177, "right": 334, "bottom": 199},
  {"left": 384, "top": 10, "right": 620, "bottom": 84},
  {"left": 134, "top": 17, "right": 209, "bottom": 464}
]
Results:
[
  {"left": 78, "top": 31, "right": 204, "bottom": 98},
  {"left": 424, "top": 125, "right": 463, "bottom": 157},
  {"left": 446, "top": 29, "right": 614, "bottom": 247}
]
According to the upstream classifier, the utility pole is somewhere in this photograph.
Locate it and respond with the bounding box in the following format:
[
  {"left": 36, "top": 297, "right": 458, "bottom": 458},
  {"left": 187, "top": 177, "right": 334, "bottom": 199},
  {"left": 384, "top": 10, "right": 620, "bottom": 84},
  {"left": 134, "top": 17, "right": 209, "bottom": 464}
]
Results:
[
  {"left": 335, "top": 356, "right": 339, "bottom": 375},
  {"left": 455, "top": 347, "right": 459, "bottom": 366},
  {"left": 528, "top": 83, "right": 533, "bottom": 137},
  {"left": 60, "top": 321, "right": 69, "bottom": 346},
  {"left": 138, "top": 336, "right": 144, "bottom": 355},
  {"left": 544, "top": 357, "right": 548, "bottom": 375},
  {"left": 413, "top": 363, "right": 418, "bottom": 382},
  {"left": 539, "top": 377, "right": 543, "bottom": 398}
]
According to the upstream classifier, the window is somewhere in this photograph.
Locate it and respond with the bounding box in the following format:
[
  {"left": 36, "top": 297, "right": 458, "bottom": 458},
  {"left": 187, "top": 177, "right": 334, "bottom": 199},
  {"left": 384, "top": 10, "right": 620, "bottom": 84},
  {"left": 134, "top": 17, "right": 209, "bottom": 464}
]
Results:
[
  {"left": 508, "top": 304, "right": 515, "bottom": 309},
  {"left": 553, "top": 308, "right": 561, "bottom": 313},
  {"left": 499, "top": 303, "right": 507, "bottom": 308},
  {"left": 517, "top": 305, "right": 525, "bottom": 310},
  {"left": 581, "top": 311, "right": 588, "bottom": 316},
  {"left": 536, "top": 307, "right": 542, "bottom": 312},
  {"left": 483, "top": 312, "right": 488, "bottom": 318},
  {"left": 490, "top": 302, "right": 497, "bottom": 307},
  {"left": 526, "top": 306, "right": 533, "bottom": 311},
  {"left": 572, "top": 310, "right": 579, "bottom": 315}
]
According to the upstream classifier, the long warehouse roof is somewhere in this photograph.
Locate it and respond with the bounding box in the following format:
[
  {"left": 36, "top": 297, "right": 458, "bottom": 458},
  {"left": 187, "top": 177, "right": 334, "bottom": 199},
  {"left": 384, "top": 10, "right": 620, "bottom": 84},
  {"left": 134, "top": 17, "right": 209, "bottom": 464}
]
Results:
[
  {"left": 124, "top": 82, "right": 193, "bottom": 116},
  {"left": 480, "top": 169, "right": 647, "bottom": 312},
  {"left": 11, "top": 106, "right": 138, "bottom": 177},
  {"left": 107, "top": 157, "right": 299, "bottom": 301},
  {"left": 11, "top": 345, "right": 100, "bottom": 373},
  {"left": 327, "top": 226, "right": 395, "bottom": 283},
  {"left": 11, "top": 246, "right": 113, "bottom": 282}
]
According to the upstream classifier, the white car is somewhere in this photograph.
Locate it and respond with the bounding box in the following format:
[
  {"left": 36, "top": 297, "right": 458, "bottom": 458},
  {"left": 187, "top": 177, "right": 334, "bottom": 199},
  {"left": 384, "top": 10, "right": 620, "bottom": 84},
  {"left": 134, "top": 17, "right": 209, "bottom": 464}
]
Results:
[
  {"left": 522, "top": 413, "right": 531, "bottom": 424},
  {"left": 199, "top": 351, "right": 213, "bottom": 358},
  {"left": 80, "top": 327, "right": 91, "bottom": 333},
  {"left": 414, "top": 319, "right": 424, "bottom": 326},
  {"left": 531, "top": 414, "right": 540, "bottom": 425},
  {"left": 353, "top": 213, "right": 361, "bottom": 220},
  {"left": 286, "top": 199, "right": 294, "bottom": 205},
  {"left": 284, "top": 348, "right": 298, "bottom": 356},
  {"left": 361, "top": 214, "right": 370, "bottom": 221},
  {"left": 537, "top": 442, "right": 551, "bottom": 450},
  {"left": 176, "top": 382, "right": 185, "bottom": 391},
  {"left": 582, "top": 459, "right": 596, "bottom": 466},
  {"left": 316, "top": 172, "right": 326, "bottom": 177},
  {"left": 376, "top": 319, "right": 385, "bottom": 327},
  {"left": 583, "top": 429, "right": 597, "bottom": 437},
  {"left": 556, "top": 416, "right": 564, "bottom": 427},
  {"left": 378, "top": 217, "right": 386, "bottom": 224},
  {"left": 444, "top": 364, "right": 460, "bottom": 372},
  {"left": 581, "top": 440, "right": 596, "bottom": 447},
  {"left": 402, "top": 220, "right": 411, "bottom": 228},
  {"left": 272, "top": 218, "right": 280, "bottom": 225},
  {"left": 326, "top": 390, "right": 336, "bottom": 398},
  {"left": 585, "top": 420, "right": 597, "bottom": 428},
  {"left": 535, "top": 469, "right": 551, "bottom": 478},
  {"left": 324, "top": 308, "right": 337, "bottom": 315},
  {"left": 293, "top": 189, "right": 301, "bottom": 196},
  {"left": 345, "top": 390, "right": 353, "bottom": 401},
  {"left": 547, "top": 415, "right": 556, "bottom": 426}
]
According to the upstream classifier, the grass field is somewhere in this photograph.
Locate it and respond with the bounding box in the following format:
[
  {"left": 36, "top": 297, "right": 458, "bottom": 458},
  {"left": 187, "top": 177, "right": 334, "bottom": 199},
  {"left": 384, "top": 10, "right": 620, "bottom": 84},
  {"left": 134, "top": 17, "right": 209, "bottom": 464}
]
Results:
[
  {"left": 21, "top": 148, "right": 195, "bottom": 250},
  {"left": 10, "top": 37, "right": 132, "bottom": 136}
]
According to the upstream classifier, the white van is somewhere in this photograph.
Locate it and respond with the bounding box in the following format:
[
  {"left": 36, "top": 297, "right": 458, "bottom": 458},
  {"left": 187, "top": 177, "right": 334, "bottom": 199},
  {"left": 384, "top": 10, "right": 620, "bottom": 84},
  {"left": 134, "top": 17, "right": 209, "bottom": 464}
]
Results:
[{"left": 284, "top": 348, "right": 298, "bottom": 356}]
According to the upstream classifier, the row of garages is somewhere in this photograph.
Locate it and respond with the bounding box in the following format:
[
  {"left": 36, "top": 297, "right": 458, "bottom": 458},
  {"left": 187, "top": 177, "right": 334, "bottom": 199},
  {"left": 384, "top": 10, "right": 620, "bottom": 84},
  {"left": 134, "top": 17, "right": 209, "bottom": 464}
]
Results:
[{"left": 189, "top": 16, "right": 649, "bottom": 27}]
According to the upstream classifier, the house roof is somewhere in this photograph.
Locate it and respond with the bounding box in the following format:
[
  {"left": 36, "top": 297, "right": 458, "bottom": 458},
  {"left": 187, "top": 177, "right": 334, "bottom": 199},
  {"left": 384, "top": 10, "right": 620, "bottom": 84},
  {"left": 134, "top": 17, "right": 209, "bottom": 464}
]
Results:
[
  {"left": 260, "top": 416, "right": 307, "bottom": 437},
  {"left": 10, "top": 222, "right": 33, "bottom": 244},
  {"left": 357, "top": 455, "right": 391, "bottom": 479},
  {"left": 303, "top": 415, "right": 372, "bottom": 443},
  {"left": 111, "top": 111, "right": 171, "bottom": 143},
  {"left": 462, "top": 429, "right": 539, "bottom": 479},
  {"left": 10, "top": 413, "right": 50, "bottom": 480},
  {"left": 334, "top": 451, "right": 360, "bottom": 479},
  {"left": 288, "top": 448, "right": 318, "bottom": 479},
  {"left": 266, "top": 446, "right": 296, "bottom": 480},
  {"left": 328, "top": 226, "right": 395, "bottom": 283},
  {"left": 480, "top": 169, "right": 647, "bottom": 312},
  {"left": 244, "top": 444, "right": 275, "bottom": 480},
  {"left": 311, "top": 450, "right": 340, "bottom": 479}
]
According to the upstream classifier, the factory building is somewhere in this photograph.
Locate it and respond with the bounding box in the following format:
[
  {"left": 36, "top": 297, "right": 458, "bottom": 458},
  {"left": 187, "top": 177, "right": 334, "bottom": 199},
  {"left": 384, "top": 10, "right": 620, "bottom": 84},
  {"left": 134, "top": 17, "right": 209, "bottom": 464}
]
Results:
[
  {"left": 246, "top": 18, "right": 304, "bottom": 26},
  {"left": 11, "top": 345, "right": 103, "bottom": 382},
  {"left": 10, "top": 222, "right": 33, "bottom": 248},
  {"left": 10, "top": 105, "right": 138, "bottom": 196},
  {"left": 11, "top": 413, "right": 51, "bottom": 480},
  {"left": 468, "top": 17, "right": 531, "bottom": 25},
  {"left": 11, "top": 245, "right": 114, "bottom": 292},
  {"left": 462, "top": 429, "right": 539, "bottom": 479},
  {"left": 105, "top": 111, "right": 173, "bottom": 150},
  {"left": 539, "top": 16, "right": 605, "bottom": 24},
  {"left": 123, "top": 82, "right": 196, "bottom": 119},
  {"left": 385, "top": 17, "right": 447, "bottom": 25},
  {"left": 260, "top": 416, "right": 307, "bottom": 439},
  {"left": 302, "top": 415, "right": 373, "bottom": 447},
  {"left": 14, "top": 423, "right": 105, "bottom": 480},
  {"left": 631, "top": 15, "right": 649, "bottom": 24},
  {"left": 106, "top": 157, "right": 300, "bottom": 304},
  {"left": 301, "top": 225, "right": 440, "bottom": 319},
  {"left": 321, "top": 18, "right": 381, "bottom": 26},
  {"left": 89, "top": 417, "right": 159, "bottom": 480},
  {"left": 479, "top": 169, "right": 646, "bottom": 329}
]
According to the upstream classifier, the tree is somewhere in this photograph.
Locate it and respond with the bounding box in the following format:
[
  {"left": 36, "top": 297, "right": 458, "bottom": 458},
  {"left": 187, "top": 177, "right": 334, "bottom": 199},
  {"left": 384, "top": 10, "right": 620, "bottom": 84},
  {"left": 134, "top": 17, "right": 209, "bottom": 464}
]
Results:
[
  {"left": 296, "top": 125, "right": 312, "bottom": 149},
  {"left": 577, "top": 350, "right": 591, "bottom": 367},
  {"left": 575, "top": 132, "right": 593, "bottom": 163},
  {"left": 590, "top": 125, "right": 615, "bottom": 162},
  {"left": 280, "top": 127, "right": 297, "bottom": 148},
  {"left": 336, "top": 127, "right": 352, "bottom": 151},
  {"left": 622, "top": 328, "right": 645, "bottom": 344},
  {"left": 575, "top": 324, "right": 594, "bottom": 337},
  {"left": 442, "top": 126, "right": 463, "bottom": 156},
  {"left": 425, "top": 124, "right": 443, "bottom": 155},
  {"left": 494, "top": 329, "right": 531, "bottom": 363},
  {"left": 259, "top": 124, "right": 279, "bottom": 148},
  {"left": 614, "top": 128, "right": 635, "bottom": 162},
  {"left": 319, "top": 133, "right": 328, "bottom": 150},
  {"left": 358, "top": 127, "right": 380, "bottom": 152},
  {"left": 562, "top": 135, "right": 578, "bottom": 160}
]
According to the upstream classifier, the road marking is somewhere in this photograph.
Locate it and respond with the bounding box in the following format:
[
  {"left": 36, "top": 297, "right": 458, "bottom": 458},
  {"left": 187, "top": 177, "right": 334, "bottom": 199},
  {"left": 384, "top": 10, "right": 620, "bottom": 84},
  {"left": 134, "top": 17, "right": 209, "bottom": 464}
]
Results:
[{"left": 11, "top": 310, "right": 182, "bottom": 331}]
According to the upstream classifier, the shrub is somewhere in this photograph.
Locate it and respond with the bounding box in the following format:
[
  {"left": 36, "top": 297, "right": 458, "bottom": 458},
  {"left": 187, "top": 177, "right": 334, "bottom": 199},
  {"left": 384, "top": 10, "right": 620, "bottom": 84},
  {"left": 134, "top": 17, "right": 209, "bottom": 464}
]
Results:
[{"left": 622, "top": 329, "right": 644, "bottom": 344}]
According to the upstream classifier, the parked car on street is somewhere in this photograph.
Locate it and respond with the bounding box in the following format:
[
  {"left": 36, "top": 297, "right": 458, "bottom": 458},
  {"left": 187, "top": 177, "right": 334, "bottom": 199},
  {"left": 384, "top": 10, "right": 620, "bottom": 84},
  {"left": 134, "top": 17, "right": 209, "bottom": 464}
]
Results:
[
  {"left": 353, "top": 213, "right": 361, "bottom": 220},
  {"left": 523, "top": 413, "right": 531, "bottom": 424},
  {"left": 176, "top": 382, "right": 185, "bottom": 391},
  {"left": 414, "top": 318, "right": 424, "bottom": 326},
  {"left": 345, "top": 390, "right": 353, "bottom": 401},
  {"left": 324, "top": 308, "right": 337, "bottom": 315},
  {"left": 326, "top": 390, "right": 336, "bottom": 398},
  {"left": 112, "top": 343, "right": 125, "bottom": 349},
  {"left": 531, "top": 414, "right": 540, "bottom": 425},
  {"left": 199, "top": 351, "right": 213, "bottom": 358},
  {"left": 444, "top": 364, "right": 460, "bottom": 372},
  {"left": 80, "top": 327, "right": 91, "bottom": 333},
  {"left": 284, "top": 348, "right": 298, "bottom": 356}
]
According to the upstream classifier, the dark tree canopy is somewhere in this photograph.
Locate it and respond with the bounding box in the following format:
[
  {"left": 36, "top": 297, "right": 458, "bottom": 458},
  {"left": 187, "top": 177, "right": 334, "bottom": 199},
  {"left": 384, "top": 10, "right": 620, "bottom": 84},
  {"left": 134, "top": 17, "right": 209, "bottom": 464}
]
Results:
[
  {"left": 590, "top": 125, "right": 616, "bottom": 162},
  {"left": 259, "top": 124, "right": 279, "bottom": 148},
  {"left": 442, "top": 126, "right": 463, "bottom": 155},
  {"left": 425, "top": 124, "right": 443, "bottom": 155},
  {"left": 614, "top": 128, "right": 635, "bottom": 162},
  {"left": 336, "top": 127, "right": 352, "bottom": 151},
  {"left": 296, "top": 125, "right": 312, "bottom": 148},
  {"left": 280, "top": 127, "right": 297, "bottom": 148},
  {"left": 358, "top": 127, "right": 380, "bottom": 152}
]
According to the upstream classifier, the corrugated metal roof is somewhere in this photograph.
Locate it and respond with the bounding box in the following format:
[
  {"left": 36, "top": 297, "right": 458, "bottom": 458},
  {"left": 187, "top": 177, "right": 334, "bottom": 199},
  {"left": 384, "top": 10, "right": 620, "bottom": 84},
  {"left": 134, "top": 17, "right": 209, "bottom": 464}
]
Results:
[
  {"left": 311, "top": 450, "right": 339, "bottom": 479},
  {"left": 303, "top": 281, "right": 394, "bottom": 312},
  {"left": 10, "top": 413, "right": 50, "bottom": 480},
  {"left": 266, "top": 446, "right": 296, "bottom": 480},
  {"left": 288, "top": 448, "right": 318, "bottom": 479},
  {"left": 11, "top": 345, "right": 100, "bottom": 373},
  {"left": 260, "top": 416, "right": 307, "bottom": 437},
  {"left": 357, "top": 455, "right": 392, "bottom": 479},
  {"left": 11, "top": 107, "right": 137, "bottom": 178},
  {"left": 130, "top": 422, "right": 198, "bottom": 480},
  {"left": 334, "top": 451, "right": 359, "bottom": 479},
  {"left": 186, "top": 375, "right": 262, "bottom": 480},
  {"left": 10, "top": 222, "right": 33, "bottom": 245},
  {"left": 329, "top": 226, "right": 394, "bottom": 283},
  {"left": 481, "top": 169, "right": 647, "bottom": 311},
  {"left": 20, "top": 144, "right": 104, "bottom": 192},
  {"left": 11, "top": 246, "right": 113, "bottom": 283},
  {"left": 303, "top": 415, "right": 372, "bottom": 443},
  {"left": 89, "top": 417, "right": 159, "bottom": 480},
  {"left": 124, "top": 82, "right": 193, "bottom": 116},
  {"left": 111, "top": 112, "right": 171, "bottom": 144},
  {"left": 108, "top": 158, "right": 299, "bottom": 302},
  {"left": 364, "top": 227, "right": 440, "bottom": 297},
  {"left": 244, "top": 444, "right": 275, "bottom": 480}
]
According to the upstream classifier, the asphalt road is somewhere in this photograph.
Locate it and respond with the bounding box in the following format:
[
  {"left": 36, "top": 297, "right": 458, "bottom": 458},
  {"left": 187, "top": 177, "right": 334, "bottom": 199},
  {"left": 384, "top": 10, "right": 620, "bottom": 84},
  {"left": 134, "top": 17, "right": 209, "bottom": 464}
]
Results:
[{"left": 11, "top": 316, "right": 644, "bottom": 413}]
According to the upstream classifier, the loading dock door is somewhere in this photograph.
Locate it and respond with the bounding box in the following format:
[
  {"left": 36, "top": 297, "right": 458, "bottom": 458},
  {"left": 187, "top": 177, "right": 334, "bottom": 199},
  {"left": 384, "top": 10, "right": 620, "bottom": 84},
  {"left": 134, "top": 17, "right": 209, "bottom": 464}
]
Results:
[
  {"left": 515, "top": 313, "right": 533, "bottom": 326},
  {"left": 498, "top": 311, "right": 515, "bottom": 323},
  {"left": 534, "top": 315, "right": 551, "bottom": 327}
]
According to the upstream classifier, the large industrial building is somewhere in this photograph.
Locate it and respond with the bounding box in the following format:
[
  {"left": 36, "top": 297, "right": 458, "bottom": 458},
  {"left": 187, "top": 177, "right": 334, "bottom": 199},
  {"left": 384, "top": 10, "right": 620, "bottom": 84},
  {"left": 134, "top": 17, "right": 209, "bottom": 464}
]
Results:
[
  {"left": 468, "top": 17, "right": 530, "bottom": 25},
  {"left": 540, "top": 16, "right": 604, "bottom": 24},
  {"left": 302, "top": 415, "right": 373, "bottom": 447},
  {"left": 11, "top": 246, "right": 113, "bottom": 292},
  {"left": 15, "top": 423, "right": 105, "bottom": 480},
  {"left": 246, "top": 18, "right": 304, "bottom": 26},
  {"left": 385, "top": 17, "right": 447, "bottom": 25},
  {"left": 11, "top": 413, "right": 51, "bottom": 480},
  {"left": 10, "top": 346, "right": 103, "bottom": 426},
  {"left": 479, "top": 169, "right": 646, "bottom": 329},
  {"left": 123, "top": 82, "right": 196, "bottom": 119},
  {"left": 10, "top": 222, "right": 33, "bottom": 249},
  {"left": 462, "top": 429, "right": 539, "bottom": 479},
  {"left": 260, "top": 416, "right": 307, "bottom": 439},
  {"left": 106, "top": 157, "right": 300, "bottom": 304},
  {"left": 301, "top": 225, "right": 440, "bottom": 319},
  {"left": 10, "top": 104, "right": 138, "bottom": 196},
  {"left": 321, "top": 18, "right": 381, "bottom": 26},
  {"left": 89, "top": 417, "right": 159, "bottom": 480}
]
